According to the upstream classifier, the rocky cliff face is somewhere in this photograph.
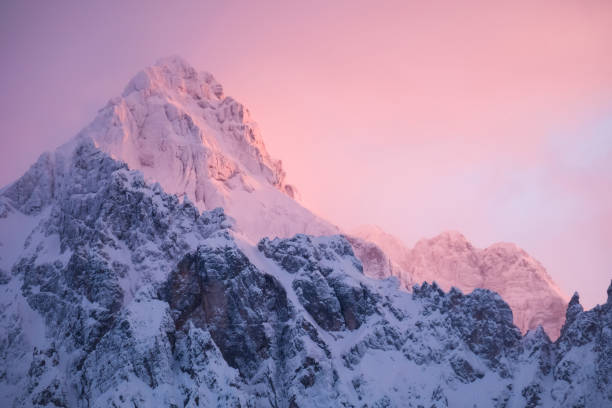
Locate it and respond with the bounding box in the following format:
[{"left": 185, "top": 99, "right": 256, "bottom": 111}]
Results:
[
  {"left": 0, "top": 141, "right": 610, "bottom": 407},
  {"left": 351, "top": 227, "right": 569, "bottom": 339}
]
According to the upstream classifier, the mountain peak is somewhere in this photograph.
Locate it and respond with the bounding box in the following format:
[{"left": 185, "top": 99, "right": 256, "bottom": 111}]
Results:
[
  {"left": 569, "top": 291, "right": 581, "bottom": 307},
  {"left": 122, "top": 55, "right": 223, "bottom": 99},
  {"left": 431, "top": 230, "right": 471, "bottom": 244},
  {"left": 414, "top": 230, "right": 473, "bottom": 253},
  {"left": 357, "top": 228, "right": 570, "bottom": 339},
  {"left": 83, "top": 57, "right": 336, "bottom": 242},
  {"left": 485, "top": 241, "right": 523, "bottom": 254},
  {"left": 153, "top": 54, "right": 196, "bottom": 72},
  {"left": 563, "top": 291, "right": 584, "bottom": 330},
  {"left": 438, "top": 230, "right": 468, "bottom": 240}
]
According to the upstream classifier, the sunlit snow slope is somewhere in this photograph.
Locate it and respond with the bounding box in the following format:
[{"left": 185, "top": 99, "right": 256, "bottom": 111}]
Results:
[
  {"left": 351, "top": 226, "right": 570, "bottom": 338},
  {"left": 85, "top": 56, "right": 338, "bottom": 242}
]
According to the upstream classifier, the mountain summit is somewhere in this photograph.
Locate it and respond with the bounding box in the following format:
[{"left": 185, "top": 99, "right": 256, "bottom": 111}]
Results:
[{"left": 86, "top": 56, "right": 338, "bottom": 242}]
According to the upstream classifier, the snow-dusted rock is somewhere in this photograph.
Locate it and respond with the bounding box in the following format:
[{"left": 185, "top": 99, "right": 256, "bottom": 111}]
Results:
[
  {"left": 352, "top": 227, "right": 569, "bottom": 339},
  {"left": 0, "top": 143, "right": 610, "bottom": 406},
  {"left": 82, "top": 55, "right": 338, "bottom": 243}
]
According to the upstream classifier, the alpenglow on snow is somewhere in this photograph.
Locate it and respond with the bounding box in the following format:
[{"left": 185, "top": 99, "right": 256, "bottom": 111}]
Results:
[
  {"left": 60, "top": 56, "right": 569, "bottom": 338},
  {"left": 0, "top": 57, "right": 609, "bottom": 407}
]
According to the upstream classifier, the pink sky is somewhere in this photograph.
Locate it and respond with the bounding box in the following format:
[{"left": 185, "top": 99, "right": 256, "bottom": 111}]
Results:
[{"left": 1, "top": 1, "right": 611, "bottom": 307}]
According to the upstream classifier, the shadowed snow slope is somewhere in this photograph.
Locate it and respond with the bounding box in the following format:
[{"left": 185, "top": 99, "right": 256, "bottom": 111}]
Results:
[
  {"left": 351, "top": 227, "right": 569, "bottom": 339},
  {"left": 0, "top": 141, "right": 610, "bottom": 406}
]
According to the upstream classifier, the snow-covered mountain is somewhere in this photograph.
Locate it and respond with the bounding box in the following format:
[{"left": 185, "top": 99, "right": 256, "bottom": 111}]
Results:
[
  {"left": 0, "top": 56, "right": 606, "bottom": 406},
  {"left": 0, "top": 141, "right": 610, "bottom": 406},
  {"left": 70, "top": 55, "right": 568, "bottom": 339},
  {"left": 350, "top": 227, "right": 569, "bottom": 339},
  {"left": 82, "top": 56, "right": 338, "bottom": 243},
  {"left": 57, "top": 57, "right": 569, "bottom": 337}
]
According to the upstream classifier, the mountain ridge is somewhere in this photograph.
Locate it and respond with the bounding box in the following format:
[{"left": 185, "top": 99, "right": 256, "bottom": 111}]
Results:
[
  {"left": 0, "top": 139, "right": 610, "bottom": 406},
  {"left": 2, "top": 55, "right": 570, "bottom": 341},
  {"left": 351, "top": 225, "right": 569, "bottom": 338}
]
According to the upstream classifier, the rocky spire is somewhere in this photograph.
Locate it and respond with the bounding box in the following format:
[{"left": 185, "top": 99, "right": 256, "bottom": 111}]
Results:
[{"left": 564, "top": 291, "right": 583, "bottom": 330}]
